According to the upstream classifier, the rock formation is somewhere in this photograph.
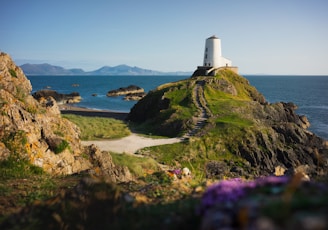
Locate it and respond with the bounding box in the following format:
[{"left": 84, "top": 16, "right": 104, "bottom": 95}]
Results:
[
  {"left": 33, "top": 89, "right": 81, "bottom": 104},
  {"left": 0, "top": 52, "right": 132, "bottom": 181},
  {"left": 107, "top": 85, "right": 146, "bottom": 100},
  {"left": 128, "top": 69, "right": 328, "bottom": 178}
]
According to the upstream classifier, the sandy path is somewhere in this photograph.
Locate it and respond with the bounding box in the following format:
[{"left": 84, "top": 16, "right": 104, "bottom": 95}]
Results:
[{"left": 81, "top": 133, "right": 182, "bottom": 154}]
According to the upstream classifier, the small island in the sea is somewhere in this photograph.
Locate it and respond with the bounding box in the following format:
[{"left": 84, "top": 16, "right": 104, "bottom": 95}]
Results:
[{"left": 107, "top": 85, "right": 146, "bottom": 101}]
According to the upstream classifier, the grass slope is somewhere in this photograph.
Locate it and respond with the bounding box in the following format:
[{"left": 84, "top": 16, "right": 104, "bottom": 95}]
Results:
[{"left": 62, "top": 114, "right": 130, "bottom": 140}]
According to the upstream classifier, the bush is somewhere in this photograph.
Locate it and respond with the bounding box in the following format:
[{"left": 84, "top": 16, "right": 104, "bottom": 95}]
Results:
[
  {"left": 2, "top": 130, "right": 28, "bottom": 155},
  {"left": 9, "top": 68, "right": 17, "bottom": 78},
  {"left": 53, "top": 140, "right": 69, "bottom": 154}
]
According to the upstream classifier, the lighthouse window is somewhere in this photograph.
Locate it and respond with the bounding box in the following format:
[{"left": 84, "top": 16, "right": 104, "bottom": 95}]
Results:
[
  {"left": 205, "top": 48, "right": 208, "bottom": 52},
  {"left": 205, "top": 54, "right": 207, "bottom": 59}
]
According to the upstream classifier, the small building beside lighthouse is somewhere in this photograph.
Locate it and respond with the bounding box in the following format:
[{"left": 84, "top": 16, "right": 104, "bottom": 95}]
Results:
[{"left": 193, "top": 35, "right": 237, "bottom": 76}]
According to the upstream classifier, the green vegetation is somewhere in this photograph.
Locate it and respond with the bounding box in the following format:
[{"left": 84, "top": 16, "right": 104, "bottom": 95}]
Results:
[
  {"left": 62, "top": 114, "right": 130, "bottom": 140},
  {"left": 111, "top": 153, "right": 160, "bottom": 178},
  {"left": 1, "top": 69, "right": 328, "bottom": 229},
  {"left": 9, "top": 68, "right": 17, "bottom": 78},
  {"left": 2, "top": 130, "right": 28, "bottom": 155},
  {"left": 129, "top": 70, "right": 261, "bottom": 179},
  {"left": 0, "top": 154, "right": 44, "bottom": 179},
  {"left": 53, "top": 139, "right": 69, "bottom": 154},
  {"left": 16, "top": 86, "right": 27, "bottom": 102},
  {"left": 130, "top": 80, "right": 198, "bottom": 137}
]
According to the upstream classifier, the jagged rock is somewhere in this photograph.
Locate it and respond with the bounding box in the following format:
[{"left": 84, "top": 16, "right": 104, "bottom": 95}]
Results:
[
  {"left": 123, "top": 92, "right": 146, "bottom": 101},
  {"left": 128, "top": 69, "right": 328, "bottom": 178},
  {"left": 32, "top": 89, "right": 81, "bottom": 104},
  {"left": 85, "top": 144, "right": 134, "bottom": 182},
  {"left": 107, "top": 85, "right": 145, "bottom": 97},
  {"left": 0, "top": 52, "right": 133, "bottom": 180}
]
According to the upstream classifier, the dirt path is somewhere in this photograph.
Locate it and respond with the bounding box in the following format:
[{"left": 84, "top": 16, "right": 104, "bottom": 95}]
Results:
[
  {"left": 81, "top": 133, "right": 182, "bottom": 154},
  {"left": 183, "top": 80, "right": 211, "bottom": 139},
  {"left": 81, "top": 80, "right": 211, "bottom": 154}
]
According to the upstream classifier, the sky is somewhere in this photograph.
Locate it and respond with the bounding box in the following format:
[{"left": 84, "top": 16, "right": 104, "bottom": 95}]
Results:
[{"left": 1, "top": 0, "right": 328, "bottom": 75}]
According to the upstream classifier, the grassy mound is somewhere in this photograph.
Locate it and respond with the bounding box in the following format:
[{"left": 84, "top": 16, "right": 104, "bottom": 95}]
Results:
[{"left": 62, "top": 114, "right": 130, "bottom": 140}]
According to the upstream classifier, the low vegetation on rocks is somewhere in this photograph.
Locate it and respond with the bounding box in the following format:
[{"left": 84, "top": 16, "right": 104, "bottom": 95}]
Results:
[
  {"left": 1, "top": 52, "right": 328, "bottom": 229},
  {"left": 129, "top": 69, "right": 328, "bottom": 180}
]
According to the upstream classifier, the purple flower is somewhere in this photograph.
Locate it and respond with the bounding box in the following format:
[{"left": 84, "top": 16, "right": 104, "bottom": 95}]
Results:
[
  {"left": 199, "top": 176, "right": 290, "bottom": 215},
  {"left": 199, "top": 178, "right": 247, "bottom": 214},
  {"left": 255, "top": 176, "right": 289, "bottom": 186},
  {"left": 172, "top": 169, "right": 182, "bottom": 175}
]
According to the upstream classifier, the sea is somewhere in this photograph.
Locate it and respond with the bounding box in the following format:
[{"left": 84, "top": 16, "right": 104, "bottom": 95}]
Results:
[{"left": 26, "top": 75, "right": 328, "bottom": 140}]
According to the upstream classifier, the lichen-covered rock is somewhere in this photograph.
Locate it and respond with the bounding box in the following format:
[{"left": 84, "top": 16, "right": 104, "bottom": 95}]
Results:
[
  {"left": 0, "top": 52, "right": 132, "bottom": 180},
  {"left": 0, "top": 52, "right": 91, "bottom": 174}
]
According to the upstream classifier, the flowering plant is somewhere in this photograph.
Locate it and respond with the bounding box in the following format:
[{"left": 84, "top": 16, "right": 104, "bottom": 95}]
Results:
[{"left": 199, "top": 176, "right": 289, "bottom": 215}]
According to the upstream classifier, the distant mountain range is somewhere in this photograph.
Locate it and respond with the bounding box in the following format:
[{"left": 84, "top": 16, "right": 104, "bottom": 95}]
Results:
[{"left": 20, "top": 63, "right": 192, "bottom": 76}]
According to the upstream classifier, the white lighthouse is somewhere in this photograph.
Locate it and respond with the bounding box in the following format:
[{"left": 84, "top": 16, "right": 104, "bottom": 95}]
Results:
[
  {"left": 193, "top": 35, "right": 237, "bottom": 76},
  {"left": 203, "top": 35, "right": 231, "bottom": 68}
]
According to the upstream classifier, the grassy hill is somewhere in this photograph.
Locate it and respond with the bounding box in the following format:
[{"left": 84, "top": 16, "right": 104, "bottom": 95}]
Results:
[{"left": 128, "top": 69, "right": 327, "bottom": 179}]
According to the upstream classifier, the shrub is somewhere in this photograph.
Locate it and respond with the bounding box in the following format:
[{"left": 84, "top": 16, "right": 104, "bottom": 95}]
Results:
[
  {"left": 0, "top": 154, "right": 44, "bottom": 179},
  {"left": 9, "top": 68, "right": 17, "bottom": 78},
  {"left": 2, "top": 130, "right": 28, "bottom": 155},
  {"left": 53, "top": 140, "right": 69, "bottom": 154}
]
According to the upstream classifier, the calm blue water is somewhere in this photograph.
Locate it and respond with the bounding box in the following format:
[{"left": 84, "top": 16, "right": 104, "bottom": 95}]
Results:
[{"left": 26, "top": 75, "right": 328, "bottom": 140}]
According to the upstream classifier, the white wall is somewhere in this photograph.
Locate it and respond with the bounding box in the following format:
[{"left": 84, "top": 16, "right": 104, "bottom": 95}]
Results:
[
  {"left": 203, "top": 36, "right": 221, "bottom": 68},
  {"left": 203, "top": 36, "right": 232, "bottom": 68}
]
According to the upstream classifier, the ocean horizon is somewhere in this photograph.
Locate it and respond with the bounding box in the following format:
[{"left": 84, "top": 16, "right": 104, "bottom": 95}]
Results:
[{"left": 26, "top": 74, "right": 328, "bottom": 140}]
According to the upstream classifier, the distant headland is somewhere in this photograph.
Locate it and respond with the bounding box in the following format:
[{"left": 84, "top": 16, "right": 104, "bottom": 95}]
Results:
[{"left": 19, "top": 63, "right": 192, "bottom": 76}]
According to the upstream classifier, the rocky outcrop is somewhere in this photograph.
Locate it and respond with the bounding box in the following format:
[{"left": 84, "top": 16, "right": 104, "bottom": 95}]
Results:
[
  {"left": 123, "top": 92, "right": 146, "bottom": 101},
  {"left": 0, "top": 52, "right": 90, "bottom": 174},
  {"left": 32, "top": 89, "right": 81, "bottom": 104},
  {"left": 85, "top": 144, "right": 133, "bottom": 182},
  {"left": 128, "top": 70, "right": 328, "bottom": 178},
  {"left": 235, "top": 102, "right": 328, "bottom": 176},
  {"left": 0, "top": 52, "right": 132, "bottom": 181},
  {"left": 107, "top": 85, "right": 146, "bottom": 100}
]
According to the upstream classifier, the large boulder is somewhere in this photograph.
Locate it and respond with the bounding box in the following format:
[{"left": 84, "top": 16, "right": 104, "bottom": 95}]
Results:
[{"left": 0, "top": 52, "right": 132, "bottom": 180}]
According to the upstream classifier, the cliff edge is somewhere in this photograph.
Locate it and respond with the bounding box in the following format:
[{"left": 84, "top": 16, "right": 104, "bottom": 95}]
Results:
[{"left": 0, "top": 52, "right": 132, "bottom": 180}]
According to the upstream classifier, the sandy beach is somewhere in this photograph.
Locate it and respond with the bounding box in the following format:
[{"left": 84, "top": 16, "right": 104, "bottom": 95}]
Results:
[{"left": 60, "top": 104, "right": 182, "bottom": 154}]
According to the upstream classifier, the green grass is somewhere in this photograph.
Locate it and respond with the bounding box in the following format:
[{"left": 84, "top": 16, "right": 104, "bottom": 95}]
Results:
[
  {"left": 0, "top": 155, "right": 44, "bottom": 179},
  {"left": 53, "top": 139, "right": 69, "bottom": 154},
  {"left": 62, "top": 114, "right": 131, "bottom": 140},
  {"left": 9, "top": 68, "right": 17, "bottom": 78},
  {"left": 110, "top": 153, "right": 160, "bottom": 178}
]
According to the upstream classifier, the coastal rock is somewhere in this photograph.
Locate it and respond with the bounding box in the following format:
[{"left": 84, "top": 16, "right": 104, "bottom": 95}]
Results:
[
  {"left": 128, "top": 69, "right": 328, "bottom": 178},
  {"left": 123, "top": 92, "right": 147, "bottom": 101},
  {"left": 0, "top": 52, "right": 133, "bottom": 180},
  {"left": 107, "top": 85, "right": 146, "bottom": 100},
  {"left": 32, "top": 89, "right": 81, "bottom": 104}
]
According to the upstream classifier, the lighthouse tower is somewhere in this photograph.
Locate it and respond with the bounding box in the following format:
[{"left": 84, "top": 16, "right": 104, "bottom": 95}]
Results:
[
  {"left": 193, "top": 35, "right": 237, "bottom": 76},
  {"left": 203, "top": 35, "right": 231, "bottom": 68}
]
